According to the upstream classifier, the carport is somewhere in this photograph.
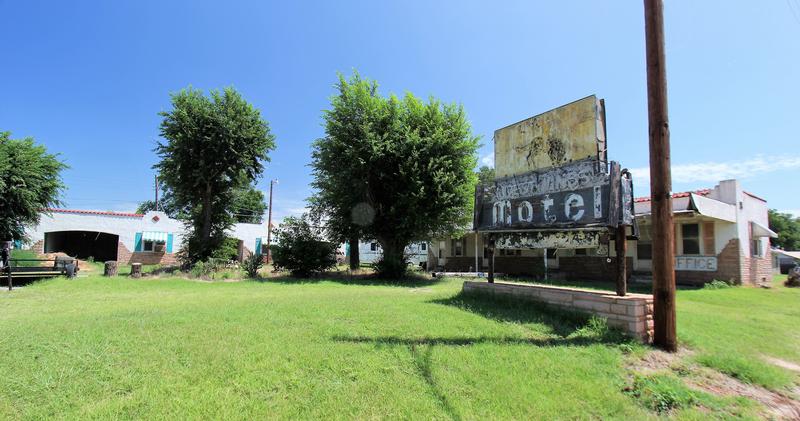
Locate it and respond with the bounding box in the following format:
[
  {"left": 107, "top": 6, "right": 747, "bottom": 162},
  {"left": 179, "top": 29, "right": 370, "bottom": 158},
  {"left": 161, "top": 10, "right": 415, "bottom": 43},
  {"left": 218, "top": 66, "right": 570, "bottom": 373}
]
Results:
[{"left": 44, "top": 231, "right": 119, "bottom": 262}]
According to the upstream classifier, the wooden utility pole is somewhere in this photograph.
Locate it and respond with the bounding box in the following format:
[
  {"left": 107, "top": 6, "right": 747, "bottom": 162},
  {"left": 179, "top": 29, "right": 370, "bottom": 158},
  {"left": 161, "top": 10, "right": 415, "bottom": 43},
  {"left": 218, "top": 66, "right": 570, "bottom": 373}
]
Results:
[
  {"left": 645, "top": 0, "right": 677, "bottom": 351},
  {"left": 265, "top": 179, "right": 277, "bottom": 264}
]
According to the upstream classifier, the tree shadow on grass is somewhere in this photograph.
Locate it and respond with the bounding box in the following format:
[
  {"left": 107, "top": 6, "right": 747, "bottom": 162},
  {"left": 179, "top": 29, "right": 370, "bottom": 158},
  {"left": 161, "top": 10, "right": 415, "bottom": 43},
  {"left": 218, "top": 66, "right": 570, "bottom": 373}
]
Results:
[
  {"left": 429, "top": 290, "right": 631, "bottom": 343},
  {"left": 254, "top": 271, "right": 444, "bottom": 288},
  {"left": 331, "top": 292, "right": 634, "bottom": 420},
  {"left": 332, "top": 314, "right": 629, "bottom": 421}
]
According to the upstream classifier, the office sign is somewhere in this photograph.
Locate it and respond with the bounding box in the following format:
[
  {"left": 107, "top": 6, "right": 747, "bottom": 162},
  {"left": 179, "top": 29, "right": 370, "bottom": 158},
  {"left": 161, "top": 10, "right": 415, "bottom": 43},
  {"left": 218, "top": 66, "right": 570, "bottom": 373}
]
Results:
[{"left": 675, "top": 256, "right": 717, "bottom": 271}]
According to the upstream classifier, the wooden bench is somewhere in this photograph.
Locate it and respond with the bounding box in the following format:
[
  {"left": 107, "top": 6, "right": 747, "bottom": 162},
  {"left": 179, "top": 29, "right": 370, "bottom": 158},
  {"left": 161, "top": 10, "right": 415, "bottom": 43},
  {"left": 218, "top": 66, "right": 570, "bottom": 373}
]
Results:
[{"left": 3, "top": 258, "right": 78, "bottom": 289}]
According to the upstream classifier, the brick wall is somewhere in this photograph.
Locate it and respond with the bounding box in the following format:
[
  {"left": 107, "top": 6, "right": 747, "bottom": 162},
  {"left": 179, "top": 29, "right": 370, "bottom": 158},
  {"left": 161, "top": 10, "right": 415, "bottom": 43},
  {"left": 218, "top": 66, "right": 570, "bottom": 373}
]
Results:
[
  {"left": 31, "top": 240, "right": 44, "bottom": 254},
  {"left": 741, "top": 241, "right": 772, "bottom": 286},
  {"left": 495, "top": 257, "right": 544, "bottom": 276},
  {"left": 118, "top": 242, "right": 177, "bottom": 265},
  {"left": 558, "top": 256, "right": 632, "bottom": 282},
  {"left": 463, "top": 281, "right": 654, "bottom": 343},
  {"left": 444, "top": 256, "right": 475, "bottom": 272}
]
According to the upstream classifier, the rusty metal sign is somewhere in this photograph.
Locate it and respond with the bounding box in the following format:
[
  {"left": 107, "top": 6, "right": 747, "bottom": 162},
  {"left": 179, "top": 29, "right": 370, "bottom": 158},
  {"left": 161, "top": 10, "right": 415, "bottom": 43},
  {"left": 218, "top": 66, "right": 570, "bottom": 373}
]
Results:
[
  {"left": 476, "top": 96, "right": 634, "bottom": 249},
  {"left": 496, "top": 230, "right": 605, "bottom": 249},
  {"left": 494, "top": 95, "right": 606, "bottom": 178}
]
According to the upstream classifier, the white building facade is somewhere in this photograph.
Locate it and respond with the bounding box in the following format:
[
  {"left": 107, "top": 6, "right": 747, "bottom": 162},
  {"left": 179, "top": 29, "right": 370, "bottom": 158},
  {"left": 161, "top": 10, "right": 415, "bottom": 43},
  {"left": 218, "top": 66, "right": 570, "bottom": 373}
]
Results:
[{"left": 26, "top": 209, "right": 269, "bottom": 265}]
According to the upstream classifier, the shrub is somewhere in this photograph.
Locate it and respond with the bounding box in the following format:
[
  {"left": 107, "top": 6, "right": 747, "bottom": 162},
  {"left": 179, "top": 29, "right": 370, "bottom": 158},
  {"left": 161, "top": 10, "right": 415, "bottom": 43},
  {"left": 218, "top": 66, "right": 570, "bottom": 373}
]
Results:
[
  {"left": 242, "top": 253, "right": 263, "bottom": 278},
  {"left": 190, "top": 260, "right": 214, "bottom": 278},
  {"left": 210, "top": 236, "right": 240, "bottom": 262},
  {"left": 272, "top": 215, "right": 337, "bottom": 277},
  {"left": 703, "top": 279, "right": 733, "bottom": 290},
  {"left": 626, "top": 374, "right": 698, "bottom": 414}
]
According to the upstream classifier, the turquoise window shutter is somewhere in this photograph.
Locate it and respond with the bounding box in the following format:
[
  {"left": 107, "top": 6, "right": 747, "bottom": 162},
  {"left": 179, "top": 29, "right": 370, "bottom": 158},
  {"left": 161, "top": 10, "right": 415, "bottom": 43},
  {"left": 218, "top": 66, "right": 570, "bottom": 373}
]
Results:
[
  {"left": 134, "top": 232, "right": 143, "bottom": 252},
  {"left": 255, "top": 238, "right": 262, "bottom": 256},
  {"left": 166, "top": 233, "right": 174, "bottom": 253}
]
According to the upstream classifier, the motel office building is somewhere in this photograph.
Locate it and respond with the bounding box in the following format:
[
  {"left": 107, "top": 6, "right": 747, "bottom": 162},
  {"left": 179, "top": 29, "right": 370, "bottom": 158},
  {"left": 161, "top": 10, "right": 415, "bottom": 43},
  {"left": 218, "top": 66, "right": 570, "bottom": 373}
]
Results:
[
  {"left": 25, "top": 209, "right": 269, "bottom": 265},
  {"left": 430, "top": 180, "right": 775, "bottom": 286}
]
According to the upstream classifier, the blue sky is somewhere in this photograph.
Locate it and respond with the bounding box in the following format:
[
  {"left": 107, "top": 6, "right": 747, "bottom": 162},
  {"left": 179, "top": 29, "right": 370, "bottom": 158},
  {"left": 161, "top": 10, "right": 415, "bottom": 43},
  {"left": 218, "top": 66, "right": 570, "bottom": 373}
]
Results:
[{"left": 2, "top": 1, "right": 799, "bottom": 220}]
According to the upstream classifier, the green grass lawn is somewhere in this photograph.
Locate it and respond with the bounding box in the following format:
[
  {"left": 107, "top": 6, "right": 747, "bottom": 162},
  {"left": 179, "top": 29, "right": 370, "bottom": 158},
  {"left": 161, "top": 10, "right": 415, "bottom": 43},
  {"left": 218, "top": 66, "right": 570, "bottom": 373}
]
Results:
[{"left": 0, "top": 274, "right": 796, "bottom": 419}]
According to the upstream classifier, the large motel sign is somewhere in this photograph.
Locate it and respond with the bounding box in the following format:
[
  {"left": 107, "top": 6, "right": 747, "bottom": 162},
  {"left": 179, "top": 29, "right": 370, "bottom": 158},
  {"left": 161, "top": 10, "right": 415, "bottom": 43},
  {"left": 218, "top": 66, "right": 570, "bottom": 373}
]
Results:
[{"left": 475, "top": 95, "right": 636, "bottom": 294}]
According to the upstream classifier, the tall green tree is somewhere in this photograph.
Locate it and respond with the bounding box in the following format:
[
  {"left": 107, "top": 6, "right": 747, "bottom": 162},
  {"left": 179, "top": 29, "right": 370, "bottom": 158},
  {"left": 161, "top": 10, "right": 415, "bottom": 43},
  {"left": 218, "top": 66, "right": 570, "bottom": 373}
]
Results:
[
  {"left": 311, "top": 73, "right": 479, "bottom": 278},
  {"left": 476, "top": 165, "right": 495, "bottom": 185},
  {"left": 0, "top": 132, "right": 67, "bottom": 241},
  {"left": 769, "top": 209, "right": 800, "bottom": 250},
  {"left": 155, "top": 87, "right": 275, "bottom": 263},
  {"left": 136, "top": 182, "right": 266, "bottom": 224}
]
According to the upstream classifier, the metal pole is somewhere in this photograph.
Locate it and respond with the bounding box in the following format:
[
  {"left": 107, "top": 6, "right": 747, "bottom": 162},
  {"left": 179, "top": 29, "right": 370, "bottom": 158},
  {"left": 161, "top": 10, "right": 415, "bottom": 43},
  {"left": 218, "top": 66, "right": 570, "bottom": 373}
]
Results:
[
  {"left": 645, "top": 0, "right": 677, "bottom": 351},
  {"left": 154, "top": 175, "right": 159, "bottom": 212},
  {"left": 543, "top": 248, "right": 548, "bottom": 279},
  {"left": 266, "top": 180, "right": 275, "bottom": 264}
]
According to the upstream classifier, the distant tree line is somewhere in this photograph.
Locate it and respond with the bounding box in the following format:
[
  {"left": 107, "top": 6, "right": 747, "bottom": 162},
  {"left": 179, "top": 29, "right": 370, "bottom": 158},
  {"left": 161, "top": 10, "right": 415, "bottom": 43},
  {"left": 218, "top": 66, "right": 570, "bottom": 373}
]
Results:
[{"left": 769, "top": 209, "right": 800, "bottom": 251}]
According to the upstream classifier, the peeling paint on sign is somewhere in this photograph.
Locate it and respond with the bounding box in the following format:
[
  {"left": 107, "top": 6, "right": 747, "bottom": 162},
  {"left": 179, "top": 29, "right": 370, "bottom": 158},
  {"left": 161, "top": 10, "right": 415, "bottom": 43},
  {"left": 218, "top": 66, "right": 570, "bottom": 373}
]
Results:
[
  {"left": 494, "top": 95, "right": 606, "bottom": 178},
  {"left": 496, "top": 230, "right": 602, "bottom": 249},
  {"left": 474, "top": 160, "right": 612, "bottom": 230}
]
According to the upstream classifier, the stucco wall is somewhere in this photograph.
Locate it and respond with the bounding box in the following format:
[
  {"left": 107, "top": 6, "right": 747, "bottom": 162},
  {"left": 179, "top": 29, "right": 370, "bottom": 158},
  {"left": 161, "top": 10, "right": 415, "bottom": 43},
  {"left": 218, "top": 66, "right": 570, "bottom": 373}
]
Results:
[{"left": 25, "top": 210, "right": 268, "bottom": 263}]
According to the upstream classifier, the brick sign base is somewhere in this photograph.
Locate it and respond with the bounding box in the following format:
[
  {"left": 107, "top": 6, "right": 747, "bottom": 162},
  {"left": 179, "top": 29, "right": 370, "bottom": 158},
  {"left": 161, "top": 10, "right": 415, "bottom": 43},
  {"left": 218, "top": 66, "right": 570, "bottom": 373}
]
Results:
[{"left": 462, "top": 281, "right": 654, "bottom": 343}]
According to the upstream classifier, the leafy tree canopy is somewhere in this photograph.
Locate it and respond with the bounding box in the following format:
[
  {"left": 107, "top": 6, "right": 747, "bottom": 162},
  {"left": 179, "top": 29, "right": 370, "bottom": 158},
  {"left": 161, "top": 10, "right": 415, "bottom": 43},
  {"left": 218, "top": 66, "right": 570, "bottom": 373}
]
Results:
[
  {"left": 477, "top": 165, "right": 495, "bottom": 185},
  {"left": 136, "top": 182, "right": 266, "bottom": 224},
  {"left": 769, "top": 209, "right": 800, "bottom": 250},
  {"left": 154, "top": 87, "right": 275, "bottom": 264},
  {"left": 0, "top": 132, "right": 67, "bottom": 241},
  {"left": 311, "top": 72, "right": 479, "bottom": 278}
]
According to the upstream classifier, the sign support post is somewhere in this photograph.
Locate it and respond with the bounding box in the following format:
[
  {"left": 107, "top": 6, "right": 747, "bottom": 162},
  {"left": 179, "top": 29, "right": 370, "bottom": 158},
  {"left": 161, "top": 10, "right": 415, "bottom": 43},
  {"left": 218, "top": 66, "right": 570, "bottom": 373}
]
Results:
[
  {"left": 645, "top": 0, "right": 677, "bottom": 352},
  {"left": 615, "top": 225, "right": 627, "bottom": 296}
]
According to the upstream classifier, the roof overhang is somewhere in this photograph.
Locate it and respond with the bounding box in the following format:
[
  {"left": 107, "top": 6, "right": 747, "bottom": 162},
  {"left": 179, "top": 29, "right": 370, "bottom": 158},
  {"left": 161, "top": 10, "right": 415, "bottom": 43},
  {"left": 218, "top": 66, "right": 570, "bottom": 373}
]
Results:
[
  {"left": 689, "top": 193, "right": 736, "bottom": 223},
  {"left": 773, "top": 249, "right": 800, "bottom": 259},
  {"left": 751, "top": 221, "right": 778, "bottom": 238}
]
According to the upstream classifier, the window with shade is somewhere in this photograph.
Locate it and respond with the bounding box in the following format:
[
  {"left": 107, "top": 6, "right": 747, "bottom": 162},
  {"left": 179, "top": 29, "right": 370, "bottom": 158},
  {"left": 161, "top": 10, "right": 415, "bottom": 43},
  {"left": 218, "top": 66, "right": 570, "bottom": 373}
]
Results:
[
  {"left": 681, "top": 224, "right": 700, "bottom": 255},
  {"left": 451, "top": 238, "right": 465, "bottom": 256}
]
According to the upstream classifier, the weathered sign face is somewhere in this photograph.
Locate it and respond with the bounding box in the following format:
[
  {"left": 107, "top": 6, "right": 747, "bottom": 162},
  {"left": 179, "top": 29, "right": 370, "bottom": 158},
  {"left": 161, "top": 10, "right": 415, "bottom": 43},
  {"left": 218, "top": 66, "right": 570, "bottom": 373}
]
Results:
[
  {"left": 474, "top": 159, "right": 610, "bottom": 230},
  {"left": 475, "top": 95, "right": 634, "bottom": 249},
  {"left": 494, "top": 95, "right": 606, "bottom": 178}
]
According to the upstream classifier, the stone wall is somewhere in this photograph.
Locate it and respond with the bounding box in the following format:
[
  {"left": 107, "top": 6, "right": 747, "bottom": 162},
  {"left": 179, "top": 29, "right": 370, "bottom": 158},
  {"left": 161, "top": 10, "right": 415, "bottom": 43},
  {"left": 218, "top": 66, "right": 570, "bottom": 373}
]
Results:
[{"left": 463, "top": 281, "right": 654, "bottom": 343}]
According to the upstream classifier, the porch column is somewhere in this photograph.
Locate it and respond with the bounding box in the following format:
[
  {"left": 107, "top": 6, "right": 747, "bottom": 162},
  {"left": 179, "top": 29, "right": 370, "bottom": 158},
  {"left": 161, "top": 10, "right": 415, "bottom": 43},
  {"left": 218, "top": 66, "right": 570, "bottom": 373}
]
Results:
[{"left": 474, "top": 232, "right": 479, "bottom": 272}]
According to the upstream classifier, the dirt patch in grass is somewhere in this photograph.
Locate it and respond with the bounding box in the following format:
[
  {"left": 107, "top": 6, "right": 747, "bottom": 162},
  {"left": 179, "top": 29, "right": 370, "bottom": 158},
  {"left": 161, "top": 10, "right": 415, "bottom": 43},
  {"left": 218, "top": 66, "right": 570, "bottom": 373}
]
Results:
[
  {"left": 763, "top": 356, "right": 800, "bottom": 373},
  {"left": 684, "top": 366, "right": 800, "bottom": 420},
  {"left": 628, "top": 348, "right": 800, "bottom": 420}
]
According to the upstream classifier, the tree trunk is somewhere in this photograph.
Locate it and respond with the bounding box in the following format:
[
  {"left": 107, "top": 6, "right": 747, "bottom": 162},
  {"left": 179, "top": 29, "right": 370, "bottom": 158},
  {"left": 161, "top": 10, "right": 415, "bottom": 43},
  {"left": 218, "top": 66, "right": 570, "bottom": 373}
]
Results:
[
  {"left": 201, "top": 183, "right": 212, "bottom": 243},
  {"left": 377, "top": 239, "right": 407, "bottom": 279},
  {"left": 348, "top": 235, "right": 360, "bottom": 270}
]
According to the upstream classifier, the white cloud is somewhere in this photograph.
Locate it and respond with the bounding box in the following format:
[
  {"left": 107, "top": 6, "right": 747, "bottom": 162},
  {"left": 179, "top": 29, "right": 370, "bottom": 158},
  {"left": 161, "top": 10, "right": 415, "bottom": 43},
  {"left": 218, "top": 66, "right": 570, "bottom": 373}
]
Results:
[
  {"left": 480, "top": 153, "right": 494, "bottom": 168},
  {"left": 630, "top": 155, "right": 800, "bottom": 186},
  {"left": 271, "top": 198, "right": 310, "bottom": 223}
]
